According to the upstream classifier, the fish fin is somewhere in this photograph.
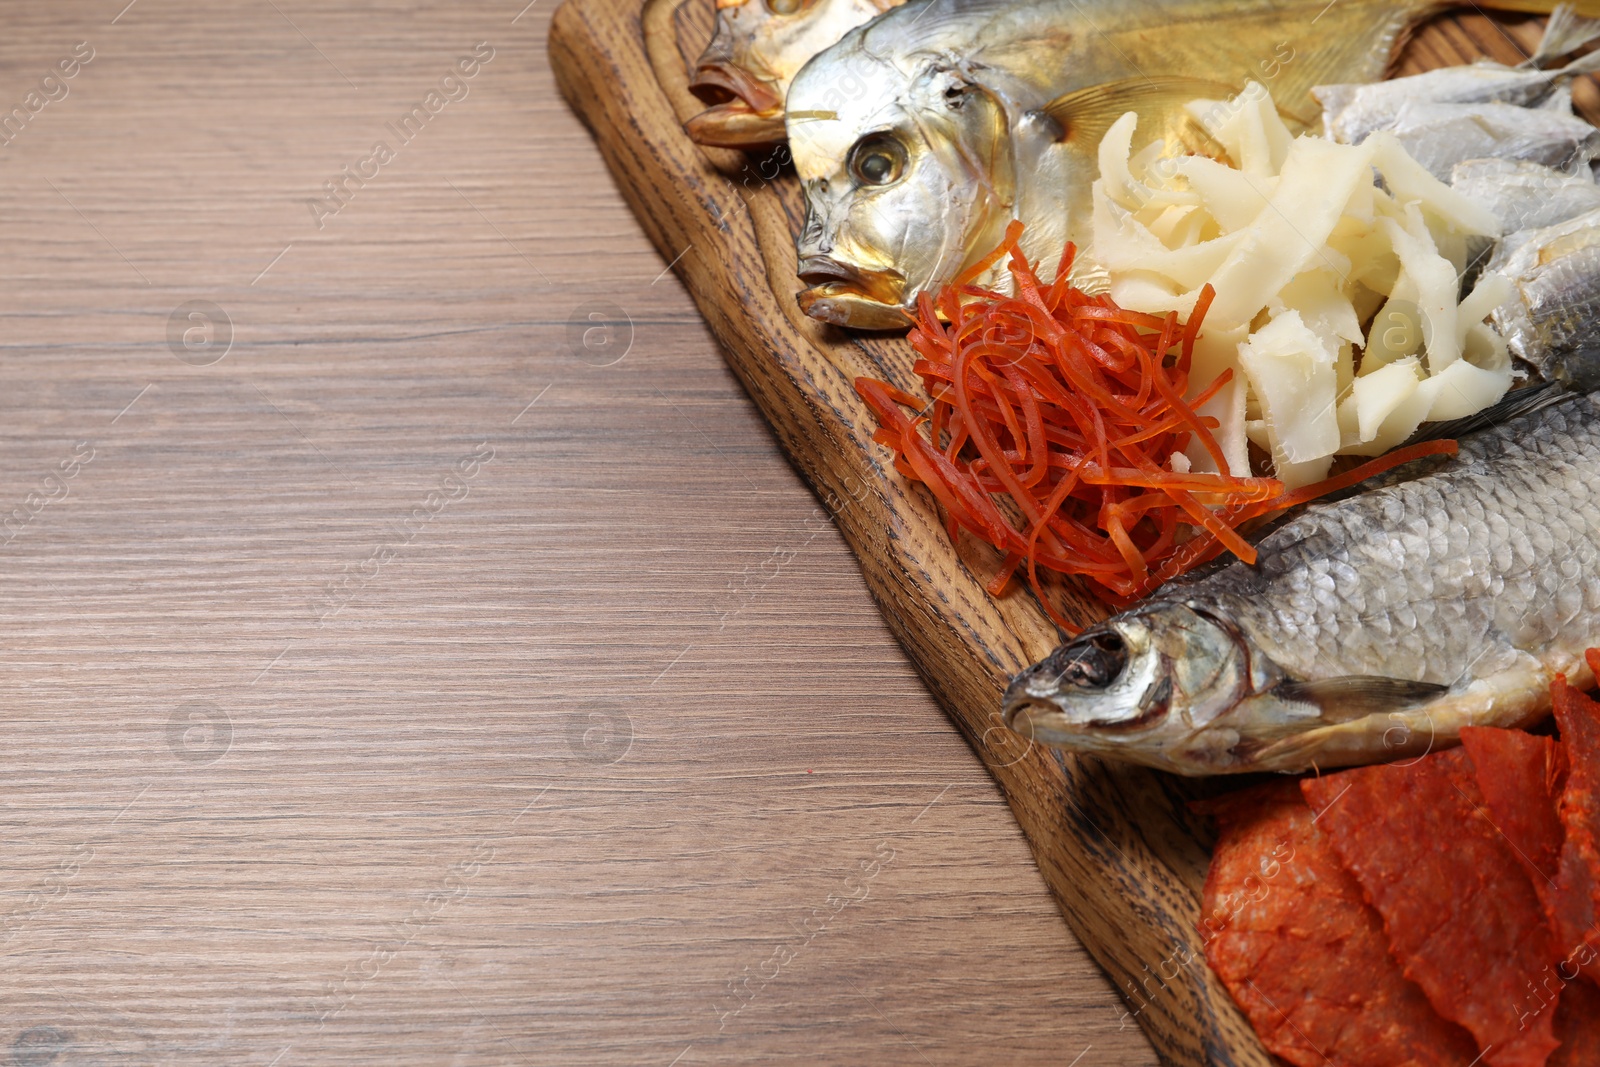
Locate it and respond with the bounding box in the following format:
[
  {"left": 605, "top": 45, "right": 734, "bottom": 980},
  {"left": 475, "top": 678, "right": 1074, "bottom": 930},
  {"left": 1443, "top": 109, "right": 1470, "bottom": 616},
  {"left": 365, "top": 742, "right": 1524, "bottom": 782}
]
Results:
[
  {"left": 1238, "top": 0, "right": 1461, "bottom": 129},
  {"left": 1234, "top": 715, "right": 1434, "bottom": 774},
  {"left": 1557, "top": 42, "right": 1600, "bottom": 75},
  {"left": 1524, "top": 3, "right": 1600, "bottom": 67},
  {"left": 1406, "top": 381, "right": 1567, "bottom": 445},
  {"left": 1237, "top": 662, "right": 1552, "bottom": 773},
  {"left": 1039, "top": 77, "right": 1237, "bottom": 148},
  {"left": 1274, "top": 676, "right": 1447, "bottom": 723}
]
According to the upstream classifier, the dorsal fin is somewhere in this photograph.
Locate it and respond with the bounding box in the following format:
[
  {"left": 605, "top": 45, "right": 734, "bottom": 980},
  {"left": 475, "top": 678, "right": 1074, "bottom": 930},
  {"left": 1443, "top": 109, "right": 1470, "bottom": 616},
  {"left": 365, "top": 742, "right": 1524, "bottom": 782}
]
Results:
[
  {"left": 1407, "top": 382, "right": 1567, "bottom": 446},
  {"left": 1039, "top": 75, "right": 1238, "bottom": 147}
]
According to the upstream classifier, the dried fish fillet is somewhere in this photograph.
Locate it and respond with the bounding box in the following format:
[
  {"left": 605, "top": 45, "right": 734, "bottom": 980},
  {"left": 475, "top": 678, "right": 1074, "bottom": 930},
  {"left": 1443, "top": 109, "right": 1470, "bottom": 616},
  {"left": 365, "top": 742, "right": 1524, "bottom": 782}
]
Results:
[
  {"left": 1460, "top": 726, "right": 1567, "bottom": 883},
  {"left": 1552, "top": 980, "right": 1600, "bottom": 1066}
]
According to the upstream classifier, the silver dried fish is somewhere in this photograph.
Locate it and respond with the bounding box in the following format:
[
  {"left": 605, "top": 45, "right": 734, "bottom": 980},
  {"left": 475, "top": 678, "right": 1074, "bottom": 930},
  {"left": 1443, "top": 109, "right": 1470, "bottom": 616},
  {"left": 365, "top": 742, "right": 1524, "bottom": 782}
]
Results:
[
  {"left": 1316, "top": 59, "right": 1598, "bottom": 147},
  {"left": 1315, "top": 7, "right": 1600, "bottom": 146},
  {"left": 1004, "top": 388, "right": 1600, "bottom": 775},
  {"left": 1381, "top": 99, "right": 1600, "bottom": 180},
  {"left": 1491, "top": 208, "right": 1600, "bottom": 389},
  {"left": 1451, "top": 157, "right": 1600, "bottom": 234}
]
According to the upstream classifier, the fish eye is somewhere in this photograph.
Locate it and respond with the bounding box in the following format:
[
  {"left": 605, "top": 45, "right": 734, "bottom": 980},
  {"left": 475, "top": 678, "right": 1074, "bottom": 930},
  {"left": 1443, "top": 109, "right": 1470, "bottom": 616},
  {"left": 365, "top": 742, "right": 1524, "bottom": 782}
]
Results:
[
  {"left": 1058, "top": 631, "right": 1127, "bottom": 689},
  {"left": 764, "top": 0, "right": 803, "bottom": 13},
  {"left": 848, "top": 134, "right": 907, "bottom": 187}
]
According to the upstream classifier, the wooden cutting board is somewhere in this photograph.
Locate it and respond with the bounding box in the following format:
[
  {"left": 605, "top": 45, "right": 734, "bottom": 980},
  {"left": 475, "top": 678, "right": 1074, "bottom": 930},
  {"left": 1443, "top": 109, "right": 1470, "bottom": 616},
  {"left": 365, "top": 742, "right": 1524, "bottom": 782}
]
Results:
[{"left": 548, "top": 8, "right": 1580, "bottom": 1064}]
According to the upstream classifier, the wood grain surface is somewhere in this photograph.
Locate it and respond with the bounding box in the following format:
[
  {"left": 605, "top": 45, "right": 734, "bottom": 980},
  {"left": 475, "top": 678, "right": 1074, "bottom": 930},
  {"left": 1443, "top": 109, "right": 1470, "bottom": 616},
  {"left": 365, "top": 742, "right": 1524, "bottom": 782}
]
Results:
[
  {"left": 548, "top": 3, "right": 1579, "bottom": 1065},
  {"left": 0, "top": 2, "right": 1164, "bottom": 1065}
]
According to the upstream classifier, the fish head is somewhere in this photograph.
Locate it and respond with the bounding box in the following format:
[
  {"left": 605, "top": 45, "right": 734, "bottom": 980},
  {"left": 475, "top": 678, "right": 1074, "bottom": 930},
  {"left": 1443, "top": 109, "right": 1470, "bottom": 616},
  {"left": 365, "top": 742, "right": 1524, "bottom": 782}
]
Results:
[
  {"left": 787, "top": 50, "right": 1016, "bottom": 329},
  {"left": 1003, "top": 602, "right": 1257, "bottom": 770},
  {"left": 686, "top": 0, "right": 895, "bottom": 150}
]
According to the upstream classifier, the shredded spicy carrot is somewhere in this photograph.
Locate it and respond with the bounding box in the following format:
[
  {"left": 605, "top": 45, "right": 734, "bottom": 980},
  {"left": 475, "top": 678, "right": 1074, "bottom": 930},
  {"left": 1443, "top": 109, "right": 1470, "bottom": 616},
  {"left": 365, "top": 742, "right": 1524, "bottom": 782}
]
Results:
[{"left": 854, "top": 221, "right": 1460, "bottom": 632}]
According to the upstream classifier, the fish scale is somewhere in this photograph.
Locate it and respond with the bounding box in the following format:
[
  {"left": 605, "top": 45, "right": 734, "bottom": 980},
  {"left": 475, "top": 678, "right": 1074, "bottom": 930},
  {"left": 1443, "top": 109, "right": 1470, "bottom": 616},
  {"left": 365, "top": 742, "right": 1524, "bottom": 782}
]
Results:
[
  {"left": 1005, "top": 392, "right": 1600, "bottom": 773},
  {"left": 1215, "top": 398, "right": 1600, "bottom": 684},
  {"left": 1268, "top": 400, "right": 1600, "bottom": 706}
]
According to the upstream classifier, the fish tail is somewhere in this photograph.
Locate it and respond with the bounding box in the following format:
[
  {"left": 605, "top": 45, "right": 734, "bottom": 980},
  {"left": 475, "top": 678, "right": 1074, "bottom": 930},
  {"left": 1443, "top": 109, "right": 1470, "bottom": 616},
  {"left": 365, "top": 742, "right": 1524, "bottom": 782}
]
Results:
[{"left": 1473, "top": 0, "right": 1600, "bottom": 19}]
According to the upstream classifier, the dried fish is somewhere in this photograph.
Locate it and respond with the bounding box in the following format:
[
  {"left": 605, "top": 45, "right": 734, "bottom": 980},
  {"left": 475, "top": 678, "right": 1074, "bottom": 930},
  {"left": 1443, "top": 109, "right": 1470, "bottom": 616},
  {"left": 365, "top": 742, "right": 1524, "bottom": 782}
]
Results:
[
  {"left": 1452, "top": 157, "right": 1600, "bottom": 234},
  {"left": 686, "top": 0, "right": 901, "bottom": 149},
  {"left": 1491, "top": 207, "right": 1600, "bottom": 389},
  {"left": 784, "top": 0, "right": 1600, "bottom": 328},
  {"left": 1003, "top": 387, "right": 1600, "bottom": 774}
]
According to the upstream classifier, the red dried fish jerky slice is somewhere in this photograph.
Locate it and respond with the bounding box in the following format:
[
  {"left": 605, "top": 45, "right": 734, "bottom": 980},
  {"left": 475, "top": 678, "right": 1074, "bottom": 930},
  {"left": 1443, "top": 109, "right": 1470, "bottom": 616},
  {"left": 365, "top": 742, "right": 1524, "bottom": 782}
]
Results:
[
  {"left": 1460, "top": 727, "right": 1593, "bottom": 994},
  {"left": 1303, "top": 748, "right": 1561, "bottom": 1067},
  {"left": 1199, "top": 780, "right": 1477, "bottom": 1067},
  {"left": 1548, "top": 845, "right": 1600, "bottom": 988},
  {"left": 1461, "top": 727, "right": 1566, "bottom": 884},
  {"left": 1551, "top": 674, "right": 1600, "bottom": 987},
  {"left": 1550, "top": 979, "right": 1600, "bottom": 1067}
]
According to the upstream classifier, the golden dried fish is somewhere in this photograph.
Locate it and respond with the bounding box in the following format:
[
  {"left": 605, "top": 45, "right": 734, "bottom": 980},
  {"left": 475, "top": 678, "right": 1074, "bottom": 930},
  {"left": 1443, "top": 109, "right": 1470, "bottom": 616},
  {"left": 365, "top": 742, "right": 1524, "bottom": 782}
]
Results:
[
  {"left": 784, "top": 0, "right": 1599, "bottom": 329},
  {"left": 686, "top": 0, "right": 902, "bottom": 149}
]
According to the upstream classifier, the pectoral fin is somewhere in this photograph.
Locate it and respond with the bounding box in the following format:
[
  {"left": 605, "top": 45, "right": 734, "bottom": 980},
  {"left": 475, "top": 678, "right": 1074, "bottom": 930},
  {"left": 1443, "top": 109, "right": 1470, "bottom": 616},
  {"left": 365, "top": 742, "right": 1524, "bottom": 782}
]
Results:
[
  {"left": 1235, "top": 662, "right": 1554, "bottom": 773},
  {"left": 1274, "top": 675, "right": 1448, "bottom": 723},
  {"left": 1039, "top": 76, "right": 1238, "bottom": 148}
]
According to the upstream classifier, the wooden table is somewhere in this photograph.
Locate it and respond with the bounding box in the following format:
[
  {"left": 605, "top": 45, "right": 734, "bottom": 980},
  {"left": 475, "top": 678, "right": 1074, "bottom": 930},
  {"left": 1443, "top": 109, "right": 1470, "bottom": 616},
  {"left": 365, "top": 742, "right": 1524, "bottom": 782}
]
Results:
[{"left": 0, "top": 2, "right": 1156, "bottom": 1062}]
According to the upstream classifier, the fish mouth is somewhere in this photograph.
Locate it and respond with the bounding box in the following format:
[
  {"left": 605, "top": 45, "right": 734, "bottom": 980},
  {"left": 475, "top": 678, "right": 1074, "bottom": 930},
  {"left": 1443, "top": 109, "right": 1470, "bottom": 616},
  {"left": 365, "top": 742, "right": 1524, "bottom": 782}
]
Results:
[
  {"left": 1003, "top": 693, "right": 1102, "bottom": 749},
  {"left": 685, "top": 63, "right": 786, "bottom": 149},
  {"left": 796, "top": 256, "right": 912, "bottom": 330},
  {"left": 1001, "top": 630, "right": 1166, "bottom": 744},
  {"left": 1002, "top": 684, "right": 1171, "bottom": 746},
  {"left": 1003, "top": 697, "right": 1065, "bottom": 745}
]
